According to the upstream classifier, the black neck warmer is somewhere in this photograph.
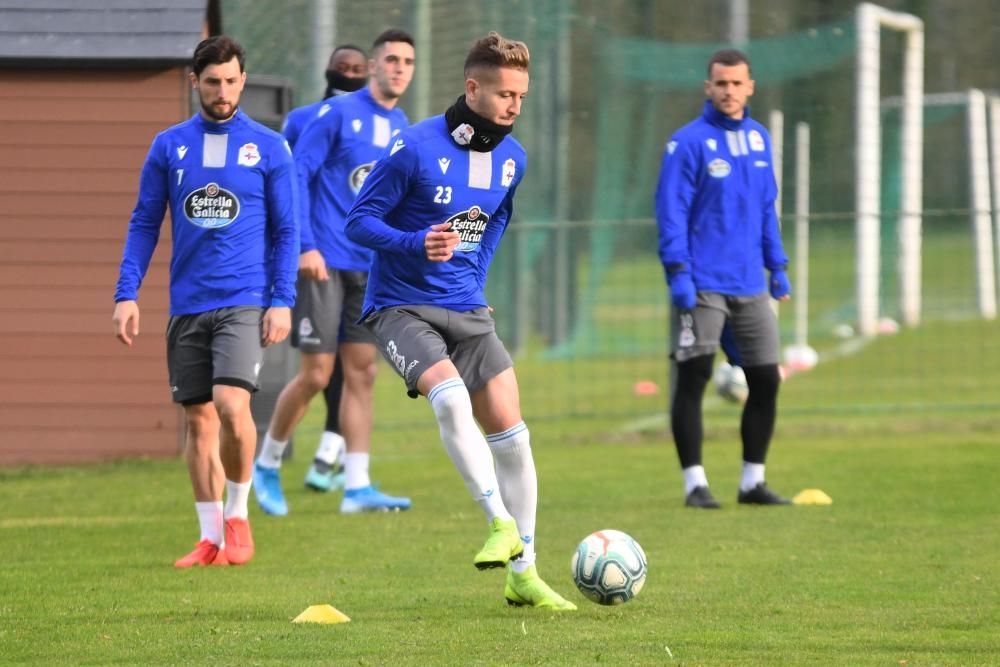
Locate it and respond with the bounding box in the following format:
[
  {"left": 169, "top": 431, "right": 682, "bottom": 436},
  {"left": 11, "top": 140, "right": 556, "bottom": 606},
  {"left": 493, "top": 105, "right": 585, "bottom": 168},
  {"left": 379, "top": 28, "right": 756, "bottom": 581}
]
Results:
[
  {"left": 444, "top": 95, "right": 513, "bottom": 152},
  {"left": 324, "top": 70, "right": 366, "bottom": 98}
]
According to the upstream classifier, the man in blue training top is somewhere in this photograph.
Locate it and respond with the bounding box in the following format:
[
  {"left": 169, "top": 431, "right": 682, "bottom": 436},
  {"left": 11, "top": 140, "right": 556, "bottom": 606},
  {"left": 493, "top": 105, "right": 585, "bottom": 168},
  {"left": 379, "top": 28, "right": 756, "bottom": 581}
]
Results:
[
  {"left": 253, "top": 30, "right": 414, "bottom": 516},
  {"left": 655, "top": 48, "right": 792, "bottom": 509},
  {"left": 113, "top": 35, "right": 299, "bottom": 566},
  {"left": 345, "top": 31, "right": 576, "bottom": 610},
  {"left": 280, "top": 43, "right": 368, "bottom": 497}
]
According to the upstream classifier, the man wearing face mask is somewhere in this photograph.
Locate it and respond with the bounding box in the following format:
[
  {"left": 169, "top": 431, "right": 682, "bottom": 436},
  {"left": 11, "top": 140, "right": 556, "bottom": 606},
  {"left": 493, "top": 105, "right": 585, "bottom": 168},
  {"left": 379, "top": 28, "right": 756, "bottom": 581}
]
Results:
[
  {"left": 274, "top": 44, "right": 368, "bottom": 498},
  {"left": 344, "top": 31, "right": 576, "bottom": 610},
  {"left": 254, "top": 30, "right": 415, "bottom": 516},
  {"left": 282, "top": 44, "right": 368, "bottom": 149}
]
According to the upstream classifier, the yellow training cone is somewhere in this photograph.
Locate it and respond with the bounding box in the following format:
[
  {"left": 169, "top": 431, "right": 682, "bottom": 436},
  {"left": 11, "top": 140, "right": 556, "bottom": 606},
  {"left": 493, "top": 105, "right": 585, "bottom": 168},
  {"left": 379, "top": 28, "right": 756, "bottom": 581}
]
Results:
[
  {"left": 792, "top": 489, "right": 833, "bottom": 505},
  {"left": 293, "top": 604, "right": 351, "bottom": 624}
]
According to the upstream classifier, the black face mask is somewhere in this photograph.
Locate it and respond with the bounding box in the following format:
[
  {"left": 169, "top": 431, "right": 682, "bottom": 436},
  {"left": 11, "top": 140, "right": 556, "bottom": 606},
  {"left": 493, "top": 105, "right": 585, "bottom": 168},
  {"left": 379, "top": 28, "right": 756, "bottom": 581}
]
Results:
[
  {"left": 444, "top": 95, "right": 514, "bottom": 152},
  {"left": 324, "top": 70, "right": 366, "bottom": 98}
]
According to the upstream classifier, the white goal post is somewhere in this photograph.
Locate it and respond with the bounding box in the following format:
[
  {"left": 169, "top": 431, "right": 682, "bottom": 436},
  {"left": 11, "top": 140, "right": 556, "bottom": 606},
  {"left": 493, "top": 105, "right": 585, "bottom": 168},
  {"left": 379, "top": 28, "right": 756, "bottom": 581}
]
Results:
[{"left": 855, "top": 2, "right": 924, "bottom": 335}]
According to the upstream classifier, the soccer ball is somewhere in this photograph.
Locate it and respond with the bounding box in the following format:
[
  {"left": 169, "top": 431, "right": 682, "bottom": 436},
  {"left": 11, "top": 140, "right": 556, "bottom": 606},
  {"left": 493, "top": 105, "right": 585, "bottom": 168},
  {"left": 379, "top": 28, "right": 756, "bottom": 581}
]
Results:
[
  {"left": 571, "top": 529, "right": 648, "bottom": 605},
  {"left": 713, "top": 361, "right": 749, "bottom": 404}
]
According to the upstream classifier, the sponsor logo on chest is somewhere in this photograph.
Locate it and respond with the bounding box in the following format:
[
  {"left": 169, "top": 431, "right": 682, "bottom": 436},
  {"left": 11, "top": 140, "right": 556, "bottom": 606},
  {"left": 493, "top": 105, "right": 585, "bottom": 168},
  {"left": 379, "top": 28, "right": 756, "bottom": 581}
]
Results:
[
  {"left": 183, "top": 182, "right": 240, "bottom": 228},
  {"left": 444, "top": 206, "right": 491, "bottom": 252}
]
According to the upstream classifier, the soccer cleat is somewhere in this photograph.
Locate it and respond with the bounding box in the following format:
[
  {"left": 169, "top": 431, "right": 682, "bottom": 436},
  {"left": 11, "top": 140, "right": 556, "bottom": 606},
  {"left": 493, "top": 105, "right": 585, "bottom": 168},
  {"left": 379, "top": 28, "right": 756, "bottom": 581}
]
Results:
[
  {"left": 223, "top": 517, "right": 255, "bottom": 565},
  {"left": 738, "top": 482, "right": 792, "bottom": 505},
  {"left": 339, "top": 485, "right": 412, "bottom": 514},
  {"left": 174, "top": 539, "right": 228, "bottom": 568},
  {"left": 685, "top": 485, "right": 721, "bottom": 509},
  {"left": 252, "top": 462, "right": 288, "bottom": 516},
  {"left": 304, "top": 464, "right": 346, "bottom": 493},
  {"left": 473, "top": 517, "right": 525, "bottom": 570},
  {"left": 505, "top": 565, "right": 577, "bottom": 611}
]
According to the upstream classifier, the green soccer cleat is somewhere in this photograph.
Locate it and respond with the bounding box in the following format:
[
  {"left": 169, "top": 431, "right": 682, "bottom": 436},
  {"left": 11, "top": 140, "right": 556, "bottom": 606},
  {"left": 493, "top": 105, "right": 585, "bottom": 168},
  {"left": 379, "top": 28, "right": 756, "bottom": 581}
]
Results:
[
  {"left": 473, "top": 517, "right": 525, "bottom": 570},
  {"left": 505, "top": 565, "right": 577, "bottom": 611}
]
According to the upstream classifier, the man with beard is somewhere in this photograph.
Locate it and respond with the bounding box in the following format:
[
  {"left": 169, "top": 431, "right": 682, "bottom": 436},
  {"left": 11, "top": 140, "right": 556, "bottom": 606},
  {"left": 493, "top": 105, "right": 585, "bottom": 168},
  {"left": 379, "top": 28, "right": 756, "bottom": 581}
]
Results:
[
  {"left": 344, "top": 32, "right": 576, "bottom": 610},
  {"left": 113, "top": 35, "right": 298, "bottom": 566},
  {"left": 253, "top": 30, "right": 414, "bottom": 515}
]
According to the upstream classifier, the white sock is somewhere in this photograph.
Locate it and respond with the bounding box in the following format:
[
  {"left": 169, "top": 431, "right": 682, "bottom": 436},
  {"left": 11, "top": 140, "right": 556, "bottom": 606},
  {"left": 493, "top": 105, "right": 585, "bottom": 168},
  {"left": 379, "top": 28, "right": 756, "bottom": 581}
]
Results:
[
  {"left": 344, "top": 452, "right": 371, "bottom": 490},
  {"left": 683, "top": 465, "right": 709, "bottom": 495},
  {"left": 487, "top": 422, "right": 537, "bottom": 572},
  {"left": 195, "top": 501, "right": 224, "bottom": 546},
  {"left": 315, "top": 431, "right": 346, "bottom": 465},
  {"left": 256, "top": 433, "right": 288, "bottom": 469},
  {"left": 223, "top": 479, "right": 251, "bottom": 520},
  {"left": 428, "top": 378, "right": 511, "bottom": 522},
  {"left": 741, "top": 462, "right": 766, "bottom": 492}
]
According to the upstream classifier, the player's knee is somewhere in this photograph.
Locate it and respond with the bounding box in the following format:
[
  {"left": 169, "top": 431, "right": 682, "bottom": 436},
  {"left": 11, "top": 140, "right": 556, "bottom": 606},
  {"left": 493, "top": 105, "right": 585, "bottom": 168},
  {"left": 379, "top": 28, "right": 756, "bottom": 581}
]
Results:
[
  {"left": 677, "top": 354, "right": 714, "bottom": 389},
  {"left": 299, "top": 365, "right": 332, "bottom": 394},
  {"left": 743, "top": 364, "right": 781, "bottom": 398}
]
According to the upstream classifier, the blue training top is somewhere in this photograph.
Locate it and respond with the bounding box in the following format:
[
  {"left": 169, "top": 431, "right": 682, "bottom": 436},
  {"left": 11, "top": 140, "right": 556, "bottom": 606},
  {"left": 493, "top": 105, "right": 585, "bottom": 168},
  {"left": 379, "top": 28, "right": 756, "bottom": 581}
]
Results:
[
  {"left": 115, "top": 110, "right": 299, "bottom": 316},
  {"left": 655, "top": 100, "right": 788, "bottom": 296},
  {"left": 346, "top": 114, "right": 526, "bottom": 315},
  {"left": 293, "top": 86, "right": 409, "bottom": 272}
]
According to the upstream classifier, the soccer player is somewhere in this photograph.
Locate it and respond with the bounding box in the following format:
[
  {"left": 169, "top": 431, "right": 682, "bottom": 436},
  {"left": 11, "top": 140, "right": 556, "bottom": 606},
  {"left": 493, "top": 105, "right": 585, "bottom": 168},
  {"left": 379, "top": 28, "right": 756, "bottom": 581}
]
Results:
[
  {"left": 655, "top": 48, "right": 792, "bottom": 509},
  {"left": 345, "top": 31, "right": 576, "bottom": 610},
  {"left": 112, "top": 35, "right": 299, "bottom": 566},
  {"left": 253, "top": 29, "right": 415, "bottom": 515},
  {"left": 280, "top": 44, "right": 369, "bottom": 494}
]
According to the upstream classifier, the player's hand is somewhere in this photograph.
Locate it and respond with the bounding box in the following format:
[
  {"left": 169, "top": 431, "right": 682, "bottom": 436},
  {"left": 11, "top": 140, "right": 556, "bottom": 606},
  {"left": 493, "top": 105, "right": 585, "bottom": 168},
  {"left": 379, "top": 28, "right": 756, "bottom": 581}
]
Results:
[
  {"left": 261, "top": 306, "right": 291, "bottom": 347},
  {"left": 112, "top": 300, "right": 140, "bottom": 346},
  {"left": 425, "top": 222, "right": 460, "bottom": 262},
  {"left": 769, "top": 269, "right": 791, "bottom": 301},
  {"left": 669, "top": 271, "right": 697, "bottom": 310},
  {"left": 299, "top": 250, "right": 329, "bottom": 281}
]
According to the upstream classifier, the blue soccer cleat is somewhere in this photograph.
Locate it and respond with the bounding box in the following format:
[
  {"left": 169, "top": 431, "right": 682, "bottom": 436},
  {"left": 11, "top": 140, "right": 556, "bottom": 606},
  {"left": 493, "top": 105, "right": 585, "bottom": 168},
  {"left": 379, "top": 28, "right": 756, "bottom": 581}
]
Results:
[
  {"left": 252, "top": 463, "right": 289, "bottom": 516},
  {"left": 339, "top": 485, "right": 412, "bottom": 514}
]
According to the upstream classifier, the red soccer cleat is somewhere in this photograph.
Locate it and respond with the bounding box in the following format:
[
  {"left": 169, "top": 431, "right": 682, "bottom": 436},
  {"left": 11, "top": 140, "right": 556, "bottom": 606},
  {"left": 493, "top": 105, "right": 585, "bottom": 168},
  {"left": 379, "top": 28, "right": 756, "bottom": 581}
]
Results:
[
  {"left": 224, "top": 517, "right": 255, "bottom": 565},
  {"left": 174, "top": 539, "right": 228, "bottom": 568}
]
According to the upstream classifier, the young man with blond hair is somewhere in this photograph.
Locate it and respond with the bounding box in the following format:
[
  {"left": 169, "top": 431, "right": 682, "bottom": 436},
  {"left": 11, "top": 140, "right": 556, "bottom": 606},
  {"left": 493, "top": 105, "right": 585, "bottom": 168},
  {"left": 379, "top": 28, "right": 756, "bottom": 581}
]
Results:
[{"left": 345, "top": 32, "right": 576, "bottom": 610}]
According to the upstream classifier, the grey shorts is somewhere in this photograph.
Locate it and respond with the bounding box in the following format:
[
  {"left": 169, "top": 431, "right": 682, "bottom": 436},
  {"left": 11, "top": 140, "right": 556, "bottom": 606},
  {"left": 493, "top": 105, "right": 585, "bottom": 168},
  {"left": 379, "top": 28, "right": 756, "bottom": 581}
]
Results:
[
  {"left": 364, "top": 305, "right": 513, "bottom": 398},
  {"left": 166, "top": 306, "right": 265, "bottom": 405},
  {"left": 670, "top": 292, "right": 780, "bottom": 366},
  {"left": 291, "top": 269, "right": 373, "bottom": 353}
]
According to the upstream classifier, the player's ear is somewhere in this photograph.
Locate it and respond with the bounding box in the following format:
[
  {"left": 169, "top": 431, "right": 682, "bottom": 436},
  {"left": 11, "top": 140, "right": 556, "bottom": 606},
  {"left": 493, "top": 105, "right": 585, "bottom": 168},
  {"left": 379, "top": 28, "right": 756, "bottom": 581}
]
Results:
[
  {"left": 465, "top": 77, "right": 479, "bottom": 100},
  {"left": 189, "top": 71, "right": 198, "bottom": 89}
]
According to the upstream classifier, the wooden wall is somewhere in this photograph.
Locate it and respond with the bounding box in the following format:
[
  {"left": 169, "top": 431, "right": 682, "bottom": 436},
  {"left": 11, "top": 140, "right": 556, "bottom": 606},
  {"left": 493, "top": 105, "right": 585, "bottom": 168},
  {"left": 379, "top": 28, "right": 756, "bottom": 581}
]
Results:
[{"left": 0, "top": 68, "right": 191, "bottom": 464}]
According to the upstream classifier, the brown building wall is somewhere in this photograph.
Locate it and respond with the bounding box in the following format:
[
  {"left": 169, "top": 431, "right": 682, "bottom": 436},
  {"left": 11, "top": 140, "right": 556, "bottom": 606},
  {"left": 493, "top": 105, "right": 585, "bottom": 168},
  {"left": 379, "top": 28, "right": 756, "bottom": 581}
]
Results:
[{"left": 0, "top": 68, "right": 191, "bottom": 464}]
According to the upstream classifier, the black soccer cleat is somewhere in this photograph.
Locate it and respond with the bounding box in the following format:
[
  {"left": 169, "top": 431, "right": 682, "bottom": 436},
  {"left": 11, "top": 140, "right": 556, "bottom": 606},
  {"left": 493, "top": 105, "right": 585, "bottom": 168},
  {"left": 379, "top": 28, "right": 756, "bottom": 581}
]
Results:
[
  {"left": 738, "top": 482, "right": 792, "bottom": 505},
  {"left": 685, "top": 485, "right": 721, "bottom": 509}
]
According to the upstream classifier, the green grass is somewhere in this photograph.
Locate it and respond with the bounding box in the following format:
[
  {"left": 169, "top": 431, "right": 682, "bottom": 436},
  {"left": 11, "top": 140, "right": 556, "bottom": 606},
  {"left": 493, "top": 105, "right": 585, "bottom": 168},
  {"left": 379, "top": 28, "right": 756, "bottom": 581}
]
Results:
[{"left": 2, "top": 395, "right": 999, "bottom": 664}]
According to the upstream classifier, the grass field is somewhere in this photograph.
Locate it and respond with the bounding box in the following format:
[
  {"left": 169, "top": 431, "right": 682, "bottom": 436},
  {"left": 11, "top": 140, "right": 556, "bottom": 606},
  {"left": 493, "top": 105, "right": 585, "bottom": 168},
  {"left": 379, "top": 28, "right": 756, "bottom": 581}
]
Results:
[{"left": 3, "top": 321, "right": 999, "bottom": 665}]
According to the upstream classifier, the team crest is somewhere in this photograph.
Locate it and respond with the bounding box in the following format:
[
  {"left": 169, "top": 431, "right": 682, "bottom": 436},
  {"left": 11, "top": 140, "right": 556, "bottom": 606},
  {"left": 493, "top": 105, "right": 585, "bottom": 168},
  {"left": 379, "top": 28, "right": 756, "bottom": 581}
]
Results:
[
  {"left": 299, "top": 317, "right": 314, "bottom": 337},
  {"left": 451, "top": 123, "right": 474, "bottom": 146},
  {"left": 501, "top": 159, "right": 516, "bottom": 187},
  {"left": 237, "top": 143, "right": 261, "bottom": 167},
  {"left": 748, "top": 130, "right": 765, "bottom": 152}
]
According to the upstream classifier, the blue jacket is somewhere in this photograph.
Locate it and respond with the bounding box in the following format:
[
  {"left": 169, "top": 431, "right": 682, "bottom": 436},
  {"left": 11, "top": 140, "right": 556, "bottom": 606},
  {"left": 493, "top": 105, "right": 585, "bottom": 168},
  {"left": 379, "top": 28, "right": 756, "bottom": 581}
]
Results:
[
  {"left": 655, "top": 100, "right": 788, "bottom": 296},
  {"left": 293, "top": 86, "right": 409, "bottom": 271},
  {"left": 345, "top": 114, "right": 525, "bottom": 315},
  {"left": 282, "top": 99, "right": 330, "bottom": 150},
  {"left": 115, "top": 110, "right": 299, "bottom": 316}
]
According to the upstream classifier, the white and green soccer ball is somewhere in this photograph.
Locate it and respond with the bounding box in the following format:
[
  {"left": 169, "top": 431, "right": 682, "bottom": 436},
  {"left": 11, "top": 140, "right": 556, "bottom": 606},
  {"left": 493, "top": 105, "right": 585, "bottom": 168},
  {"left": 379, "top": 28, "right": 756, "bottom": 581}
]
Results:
[
  {"left": 571, "top": 529, "right": 647, "bottom": 606},
  {"left": 713, "top": 361, "right": 749, "bottom": 404}
]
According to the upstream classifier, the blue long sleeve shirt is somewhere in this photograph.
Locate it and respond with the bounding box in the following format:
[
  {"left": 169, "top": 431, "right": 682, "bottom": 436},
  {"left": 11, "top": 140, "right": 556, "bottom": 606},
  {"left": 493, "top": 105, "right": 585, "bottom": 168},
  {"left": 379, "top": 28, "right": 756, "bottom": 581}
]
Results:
[
  {"left": 345, "top": 114, "right": 525, "bottom": 316},
  {"left": 282, "top": 99, "right": 331, "bottom": 150},
  {"left": 293, "top": 86, "right": 409, "bottom": 271},
  {"left": 115, "top": 110, "right": 299, "bottom": 315},
  {"left": 655, "top": 100, "right": 788, "bottom": 296}
]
